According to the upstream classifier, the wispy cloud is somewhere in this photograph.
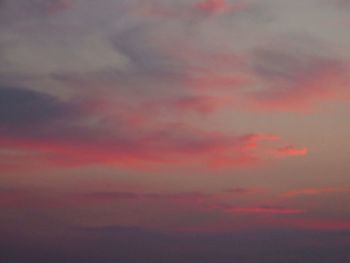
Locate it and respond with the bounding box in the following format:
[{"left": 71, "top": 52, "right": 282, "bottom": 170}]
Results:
[
  {"left": 273, "top": 145, "right": 308, "bottom": 157},
  {"left": 0, "top": 86, "right": 306, "bottom": 171},
  {"left": 194, "top": 0, "right": 231, "bottom": 14},
  {"left": 283, "top": 187, "right": 350, "bottom": 197},
  {"left": 248, "top": 36, "right": 350, "bottom": 111},
  {"left": 223, "top": 206, "right": 305, "bottom": 214}
]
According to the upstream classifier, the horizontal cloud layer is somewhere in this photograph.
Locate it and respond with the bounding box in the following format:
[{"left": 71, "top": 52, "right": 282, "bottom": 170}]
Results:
[{"left": 0, "top": 86, "right": 306, "bottom": 170}]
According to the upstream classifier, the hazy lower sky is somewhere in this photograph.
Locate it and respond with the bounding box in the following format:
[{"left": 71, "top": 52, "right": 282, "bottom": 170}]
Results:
[{"left": 0, "top": 0, "right": 349, "bottom": 262}]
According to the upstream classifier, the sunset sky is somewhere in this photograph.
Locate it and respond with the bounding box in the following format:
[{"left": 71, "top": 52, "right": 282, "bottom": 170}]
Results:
[{"left": 0, "top": 0, "right": 350, "bottom": 262}]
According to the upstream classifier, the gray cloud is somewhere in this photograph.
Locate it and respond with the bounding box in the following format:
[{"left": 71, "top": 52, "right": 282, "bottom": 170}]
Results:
[
  {"left": 0, "top": 86, "right": 76, "bottom": 130},
  {"left": 252, "top": 37, "right": 340, "bottom": 83},
  {"left": 248, "top": 35, "right": 349, "bottom": 107}
]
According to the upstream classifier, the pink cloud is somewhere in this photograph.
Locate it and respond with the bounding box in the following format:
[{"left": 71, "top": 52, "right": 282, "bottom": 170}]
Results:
[
  {"left": 207, "top": 153, "right": 259, "bottom": 169},
  {"left": 139, "top": 0, "right": 248, "bottom": 20},
  {"left": 223, "top": 206, "right": 305, "bottom": 214},
  {"left": 194, "top": 0, "right": 247, "bottom": 15},
  {"left": 250, "top": 47, "right": 350, "bottom": 111},
  {"left": 270, "top": 217, "right": 350, "bottom": 231},
  {"left": 274, "top": 145, "right": 308, "bottom": 157},
  {"left": 195, "top": 0, "right": 230, "bottom": 14},
  {"left": 283, "top": 187, "right": 350, "bottom": 197},
  {"left": 0, "top": 88, "right": 306, "bottom": 171},
  {"left": 0, "top": 127, "right": 288, "bottom": 171},
  {"left": 224, "top": 187, "right": 266, "bottom": 194}
]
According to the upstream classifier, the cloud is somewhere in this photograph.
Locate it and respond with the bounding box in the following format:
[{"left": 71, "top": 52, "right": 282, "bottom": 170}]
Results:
[
  {"left": 224, "top": 187, "right": 265, "bottom": 194},
  {"left": 0, "top": 86, "right": 78, "bottom": 131},
  {"left": 82, "top": 186, "right": 264, "bottom": 204},
  {"left": 0, "top": 188, "right": 78, "bottom": 209},
  {"left": 0, "top": 86, "right": 300, "bottom": 170},
  {"left": 249, "top": 37, "right": 350, "bottom": 110},
  {"left": 223, "top": 206, "right": 305, "bottom": 214},
  {"left": 147, "top": 95, "right": 233, "bottom": 115},
  {"left": 194, "top": 0, "right": 231, "bottom": 14},
  {"left": 271, "top": 217, "right": 350, "bottom": 231},
  {"left": 194, "top": 0, "right": 250, "bottom": 16},
  {"left": 283, "top": 187, "right": 350, "bottom": 197},
  {"left": 0, "top": 2, "right": 349, "bottom": 261},
  {"left": 83, "top": 191, "right": 210, "bottom": 204},
  {"left": 1, "top": 0, "right": 348, "bottom": 114},
  {"left": 274, "top": 145, "right": 308, "bottom": 157},
  {"left": 0, "top": 186, "right": 265, "bottom": 211},
  {"left": 79, "top": 188, "right": 304, "bottom": 218},
  {"left": 0, "top": 128, "right": 285, "bottom": 170},
  {"left": 138, "top": 0, "right": 249, "bottom": 20},
  {"left": 1, "top": 34, "right": 130, "bottom": 75}
]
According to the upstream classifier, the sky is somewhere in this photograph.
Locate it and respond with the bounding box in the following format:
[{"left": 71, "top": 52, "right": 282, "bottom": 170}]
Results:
[{"left": 0, "top": 0, "right": 350, "bottom": 262}]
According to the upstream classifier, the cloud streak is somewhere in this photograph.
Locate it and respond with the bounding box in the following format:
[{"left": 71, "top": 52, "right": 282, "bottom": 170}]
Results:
[
  {"left": 223, "top": 206, "right": 305, "bottom": 214},
  {"left": 249, "top": 37, "right": 350, "bottom": 110},
  {"left": 274, "top": 145, "right": 308, "bottom": 157},
  {"left": 0, "top": 86, "right": 306, "bottom": 170},
  {"left": 283, "top": 187, "right": 350, "bottom": 197}
]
